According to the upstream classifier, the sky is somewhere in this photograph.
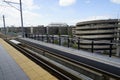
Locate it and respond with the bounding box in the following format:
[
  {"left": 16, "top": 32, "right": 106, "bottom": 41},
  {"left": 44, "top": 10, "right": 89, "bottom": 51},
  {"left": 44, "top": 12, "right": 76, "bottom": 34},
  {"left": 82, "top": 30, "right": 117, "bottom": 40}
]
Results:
[{"left": 0, "top": 0, "right": 120, "bottom": 27}]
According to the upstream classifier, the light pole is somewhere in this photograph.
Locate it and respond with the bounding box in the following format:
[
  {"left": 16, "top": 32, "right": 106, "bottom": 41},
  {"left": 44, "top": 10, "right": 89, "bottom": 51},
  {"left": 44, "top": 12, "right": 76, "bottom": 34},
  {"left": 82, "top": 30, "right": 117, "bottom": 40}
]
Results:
[
  {"left": 19, "top": 0, "right": 24, "bottom": 37},
  {"left": 2, "top": 15, "right": 6, "bottom": 35},
  {"left": 4, "top": 0, "right": 24, "bottom": 37}
]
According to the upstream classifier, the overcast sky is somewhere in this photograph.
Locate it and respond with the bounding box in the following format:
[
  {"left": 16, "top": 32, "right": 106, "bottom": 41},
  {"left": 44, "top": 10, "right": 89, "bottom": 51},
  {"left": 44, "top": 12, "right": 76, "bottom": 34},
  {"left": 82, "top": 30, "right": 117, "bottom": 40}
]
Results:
[{"left": 0, "top": 0, "right": 120, "bottom": 27}]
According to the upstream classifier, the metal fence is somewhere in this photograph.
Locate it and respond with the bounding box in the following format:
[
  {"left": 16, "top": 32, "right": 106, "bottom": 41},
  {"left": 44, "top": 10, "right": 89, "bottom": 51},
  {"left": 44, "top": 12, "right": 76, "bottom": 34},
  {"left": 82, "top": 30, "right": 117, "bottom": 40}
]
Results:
[{"left": 26, "top": 33, "right": 115, "bottom": 57}]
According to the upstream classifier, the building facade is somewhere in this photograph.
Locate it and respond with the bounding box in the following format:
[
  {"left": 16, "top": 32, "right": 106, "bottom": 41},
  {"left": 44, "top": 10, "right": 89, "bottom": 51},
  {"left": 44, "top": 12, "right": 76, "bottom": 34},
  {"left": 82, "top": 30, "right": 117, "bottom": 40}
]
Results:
[
  {"left": 75, "top": 19, "right": 120, "bottom": 54},
  {"left": 46, "top": 23, "right": 69, "bottom": 35},
  {"left": 21, "top": 25, "right": 46, "bottom": 35}
]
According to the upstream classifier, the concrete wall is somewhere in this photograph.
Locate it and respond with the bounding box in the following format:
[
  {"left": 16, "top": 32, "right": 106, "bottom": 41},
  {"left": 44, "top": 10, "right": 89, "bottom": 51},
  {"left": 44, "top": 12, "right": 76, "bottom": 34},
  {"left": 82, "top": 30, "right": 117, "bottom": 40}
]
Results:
[{"left": 75, "top": 19, "right": 120, "bottom": 54}]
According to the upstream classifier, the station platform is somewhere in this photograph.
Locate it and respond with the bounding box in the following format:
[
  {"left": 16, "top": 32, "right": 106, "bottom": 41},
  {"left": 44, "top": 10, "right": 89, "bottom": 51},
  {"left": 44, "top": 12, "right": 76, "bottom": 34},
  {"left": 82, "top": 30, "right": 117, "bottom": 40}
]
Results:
[
  {"left": 0, "top": 38, "right": 57, "bottom": 80},
  {"left": 21, "top": 38, "right": 120, "bottom": 68}
]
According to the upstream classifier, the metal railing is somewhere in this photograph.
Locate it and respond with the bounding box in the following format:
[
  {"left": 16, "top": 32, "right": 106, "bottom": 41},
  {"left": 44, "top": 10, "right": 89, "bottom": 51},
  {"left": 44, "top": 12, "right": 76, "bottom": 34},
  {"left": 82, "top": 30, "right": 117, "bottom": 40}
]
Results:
[{"left": 25, "top": 33, "right": 117, "bottom": 57}]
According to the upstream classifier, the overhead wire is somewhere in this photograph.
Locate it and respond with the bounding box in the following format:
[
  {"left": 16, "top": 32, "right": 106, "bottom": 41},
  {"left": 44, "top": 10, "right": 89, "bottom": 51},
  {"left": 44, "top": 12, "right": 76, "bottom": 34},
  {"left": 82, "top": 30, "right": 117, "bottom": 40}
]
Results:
[
  {"left": 0, "top": 0, "right": 6, "bottom": 14},
  {"left": 4, "top": 1, "right": 20, "bottom": 11}
]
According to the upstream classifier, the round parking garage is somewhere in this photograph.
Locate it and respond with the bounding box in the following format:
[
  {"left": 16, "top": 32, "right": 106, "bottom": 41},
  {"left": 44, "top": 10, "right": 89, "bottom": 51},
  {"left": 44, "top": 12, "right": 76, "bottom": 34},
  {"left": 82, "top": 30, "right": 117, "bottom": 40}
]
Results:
[{"left": 75, "top": 19, "right": 120, "bottom": 55}]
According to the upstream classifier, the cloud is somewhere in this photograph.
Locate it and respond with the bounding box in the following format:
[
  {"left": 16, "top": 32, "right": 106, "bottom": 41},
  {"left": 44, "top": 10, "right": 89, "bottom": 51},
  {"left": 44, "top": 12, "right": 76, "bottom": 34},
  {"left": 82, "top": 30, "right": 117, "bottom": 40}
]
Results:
[
  {"left": 82, "top": 16, "right": 111, "bottom": 21},
  {"left": 0, "top": 0, "right": 41, "bottom": 27},
  {"left": 110, "top": 0, "right": 120, "bottom": 4},
  {"left": 23, "top": 10, "right": 42, "bottom": 26},
  {"left": 71, "top": 15, "right": 111, "bottom": 25},
  {"left": 4, "top": 0, "right": 19, "bottom": 3},
  {"left": 23, "top": 0, "right": 40, "bottom": 10},
  {"left": 3, "top": 0, "right": 40, "bottom": 10},
  {"left": 85, "top": 0, "right": 91, "bottom": 4},
  {"left": 59, "top": 0, "right": 76, "bottom": 6}
]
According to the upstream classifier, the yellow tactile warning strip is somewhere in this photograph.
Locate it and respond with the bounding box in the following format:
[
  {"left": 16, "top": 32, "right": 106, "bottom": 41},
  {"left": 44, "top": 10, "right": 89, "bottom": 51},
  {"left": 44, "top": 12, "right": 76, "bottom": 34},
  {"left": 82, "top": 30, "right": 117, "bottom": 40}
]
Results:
[{"left": 0, "top": 38, "right": 58, "bottom": 80}]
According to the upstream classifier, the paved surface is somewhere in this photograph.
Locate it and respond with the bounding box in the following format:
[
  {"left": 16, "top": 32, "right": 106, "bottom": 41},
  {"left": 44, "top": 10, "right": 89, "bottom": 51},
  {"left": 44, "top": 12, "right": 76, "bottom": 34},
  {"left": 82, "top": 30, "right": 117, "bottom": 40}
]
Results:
[
  {"left": 20, "top": 38, "right": 120, "bottom": 78},
  {"left": 0, "top": 42, "right": 29, "bottom": 80},
  {"left": 22, "top": 38, "right": 120, "bottom": 68},
  {"left": 0, "top": 38, "right": 57, "bottom": 80}
]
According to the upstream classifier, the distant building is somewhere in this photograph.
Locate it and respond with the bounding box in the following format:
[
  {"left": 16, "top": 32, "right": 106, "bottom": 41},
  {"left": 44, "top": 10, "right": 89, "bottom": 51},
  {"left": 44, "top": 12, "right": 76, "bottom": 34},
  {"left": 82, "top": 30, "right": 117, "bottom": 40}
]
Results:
[
  {"left": 71, "top": 25, "right": 76, "bottom": 37},
  {"left": 75, "top": 19, "right": 120, "bottom": 54},
  {"left": 46, "top": 23, "right": 69, "bottom": 35},
  {"left": 24, "top": 25, "right": 45, "bottom": 35}
]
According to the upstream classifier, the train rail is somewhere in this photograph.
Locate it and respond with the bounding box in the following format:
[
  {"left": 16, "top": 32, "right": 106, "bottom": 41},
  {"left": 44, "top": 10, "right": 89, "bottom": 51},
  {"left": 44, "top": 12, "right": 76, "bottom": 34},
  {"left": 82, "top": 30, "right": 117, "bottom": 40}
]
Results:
[
  {"left": 15, "top": 38, "right": 120, "bottom": 80},
  {"left": 5, "top": 39, "right": 82, "bottom": 80}
]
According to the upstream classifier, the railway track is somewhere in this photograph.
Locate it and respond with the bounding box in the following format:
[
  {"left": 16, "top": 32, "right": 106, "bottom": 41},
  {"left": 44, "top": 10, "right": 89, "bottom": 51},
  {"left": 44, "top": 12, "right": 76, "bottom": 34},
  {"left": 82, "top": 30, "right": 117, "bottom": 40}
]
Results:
[
  {"left": 5, "top": 39, "right": 82, "bottom": 80},
  {"left": 15, "top": 38, "right": 120, "bottom": 80}
]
